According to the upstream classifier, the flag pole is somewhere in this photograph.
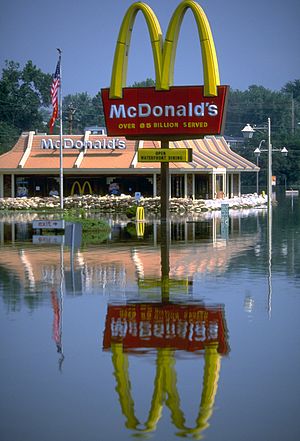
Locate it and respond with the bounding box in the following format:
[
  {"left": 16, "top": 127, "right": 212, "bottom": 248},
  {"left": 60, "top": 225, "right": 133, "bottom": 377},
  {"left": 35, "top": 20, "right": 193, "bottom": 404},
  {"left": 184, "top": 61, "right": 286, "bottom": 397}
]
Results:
[{"left": 57, "top": 48, "right": 64, "bottom": 210}]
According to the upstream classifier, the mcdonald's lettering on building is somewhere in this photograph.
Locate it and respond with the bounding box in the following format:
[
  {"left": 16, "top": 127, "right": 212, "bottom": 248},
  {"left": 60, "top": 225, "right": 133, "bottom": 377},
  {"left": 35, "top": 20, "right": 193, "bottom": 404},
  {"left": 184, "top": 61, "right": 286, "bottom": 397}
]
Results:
[
  {"left": 103, "top": 303, "right": 229, "bottom": 354},
  {"left": 102, "top": 86, "right": 229, "bottom": 139}
]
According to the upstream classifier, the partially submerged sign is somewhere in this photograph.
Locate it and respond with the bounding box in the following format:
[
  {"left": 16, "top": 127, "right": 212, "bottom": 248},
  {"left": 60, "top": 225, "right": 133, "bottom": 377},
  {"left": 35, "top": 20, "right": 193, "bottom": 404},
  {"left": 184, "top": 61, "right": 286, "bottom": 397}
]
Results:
[{"left": 32, "top": 220, "right": 65, "bottom": 230}]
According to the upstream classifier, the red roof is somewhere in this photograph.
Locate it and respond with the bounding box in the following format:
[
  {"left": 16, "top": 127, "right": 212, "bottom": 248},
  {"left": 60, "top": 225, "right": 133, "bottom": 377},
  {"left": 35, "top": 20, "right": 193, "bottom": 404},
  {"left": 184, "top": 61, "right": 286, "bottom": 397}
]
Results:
[{"left": 0, "top": 132, "right": 258, "bottom": 172}]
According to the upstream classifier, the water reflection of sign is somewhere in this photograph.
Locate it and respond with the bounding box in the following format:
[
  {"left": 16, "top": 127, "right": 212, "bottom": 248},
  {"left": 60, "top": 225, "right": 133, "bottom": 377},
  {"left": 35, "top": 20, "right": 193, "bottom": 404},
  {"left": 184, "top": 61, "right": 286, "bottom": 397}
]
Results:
[
  {"left": 138, "top": 278, "right": 190, "bottom": 293},
  {"left": 32, "top": 235, "right": 64, "bottom": 245},
  {"left": 221, "top": 203, "right": 229, "bottom": 239},
  {"left": 103, "top": 303, "right": 229, "bottom": 354}
]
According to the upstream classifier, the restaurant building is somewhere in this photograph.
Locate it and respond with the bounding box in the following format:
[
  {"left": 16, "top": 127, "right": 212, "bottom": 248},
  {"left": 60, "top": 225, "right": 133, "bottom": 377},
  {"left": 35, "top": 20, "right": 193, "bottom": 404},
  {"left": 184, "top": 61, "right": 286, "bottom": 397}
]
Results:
[{"left": 0, "top": 130, "right": 258, "bottom": 199}]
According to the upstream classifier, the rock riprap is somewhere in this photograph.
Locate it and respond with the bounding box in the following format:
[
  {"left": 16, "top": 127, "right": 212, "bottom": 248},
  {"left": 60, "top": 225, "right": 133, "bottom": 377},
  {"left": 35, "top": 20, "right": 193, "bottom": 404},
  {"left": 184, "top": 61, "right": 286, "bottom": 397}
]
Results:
[{"left": 0, "top": 193, "right": 267, "bottom": 213}]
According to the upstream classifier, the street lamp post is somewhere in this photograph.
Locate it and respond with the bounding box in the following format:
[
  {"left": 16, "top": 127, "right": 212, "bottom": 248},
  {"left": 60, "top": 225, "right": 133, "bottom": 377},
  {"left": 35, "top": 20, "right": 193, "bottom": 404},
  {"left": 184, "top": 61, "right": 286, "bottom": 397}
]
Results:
[
  {"left": 241, "top": 118, "right": 273, "bottom": 212},
  {"left": 254, "top": 139, "right": 266, "bottom": 194},
  {"left": 241, "top": 119, "right": 288, "bottom": 319},
  {"left": 241, "top": 118, "right": 288, "bottom": 213}
]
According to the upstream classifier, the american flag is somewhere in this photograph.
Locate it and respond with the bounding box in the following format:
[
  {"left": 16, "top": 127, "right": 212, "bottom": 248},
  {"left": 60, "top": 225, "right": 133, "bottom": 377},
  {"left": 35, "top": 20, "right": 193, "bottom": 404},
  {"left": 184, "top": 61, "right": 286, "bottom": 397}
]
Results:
[{"left": 49, "top": 57, "right": 61, "bottom": 134}]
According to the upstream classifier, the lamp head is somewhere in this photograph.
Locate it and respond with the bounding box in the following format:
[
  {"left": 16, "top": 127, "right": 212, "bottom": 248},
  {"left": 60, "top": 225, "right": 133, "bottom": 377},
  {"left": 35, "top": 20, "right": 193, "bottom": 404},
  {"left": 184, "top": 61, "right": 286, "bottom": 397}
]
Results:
[
  {"left": 241, "top": 123, "right": 255, "bottom": 139},
  {"left": 281, "top": 147, "right": 288, "bottom": 157},
  {"left": 254, "top": 147, "right": 261, "bottom": 158}
]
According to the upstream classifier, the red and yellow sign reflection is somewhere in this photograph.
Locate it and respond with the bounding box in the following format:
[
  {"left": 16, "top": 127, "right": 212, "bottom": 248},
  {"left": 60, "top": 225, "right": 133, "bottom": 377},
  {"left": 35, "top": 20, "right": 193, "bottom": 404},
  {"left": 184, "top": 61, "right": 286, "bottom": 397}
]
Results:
[
  {"left": 103, "top": 303, "right": 228, "bottom": 354},
  {"left": 103, "top": 302, "right": 229, "bottom": 437}
]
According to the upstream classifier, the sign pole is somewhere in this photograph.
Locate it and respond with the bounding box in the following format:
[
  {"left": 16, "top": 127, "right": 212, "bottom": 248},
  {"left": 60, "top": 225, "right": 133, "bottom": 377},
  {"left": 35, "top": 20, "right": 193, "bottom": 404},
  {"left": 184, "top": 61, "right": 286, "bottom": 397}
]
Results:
[
  {"left": 160, "top": 139, "right": 170, "bottom": 302},
  {"left": 160, "top": 140, "right": 170, "bottom": 222}
]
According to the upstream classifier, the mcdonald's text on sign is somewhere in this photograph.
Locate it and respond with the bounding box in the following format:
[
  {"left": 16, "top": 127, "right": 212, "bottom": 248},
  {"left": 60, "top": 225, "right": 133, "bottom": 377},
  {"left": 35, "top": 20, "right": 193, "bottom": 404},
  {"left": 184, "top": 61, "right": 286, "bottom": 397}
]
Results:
[
  {"left": 138, "top": 148, "right": 192, "bottom": 163},
  {"left": 102, "top": 85, "right": 229, "bottom": 140}
]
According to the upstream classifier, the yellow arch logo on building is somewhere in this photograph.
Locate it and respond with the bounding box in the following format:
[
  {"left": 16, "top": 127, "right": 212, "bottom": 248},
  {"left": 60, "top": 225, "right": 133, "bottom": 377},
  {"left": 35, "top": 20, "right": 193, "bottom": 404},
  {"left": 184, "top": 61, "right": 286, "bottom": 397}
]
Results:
[
  {"left": 109, "top": 0, "right": 220, "bottom": 99},
  {"left": 70, "top": 180, "right": 93, "bottom": 196}
]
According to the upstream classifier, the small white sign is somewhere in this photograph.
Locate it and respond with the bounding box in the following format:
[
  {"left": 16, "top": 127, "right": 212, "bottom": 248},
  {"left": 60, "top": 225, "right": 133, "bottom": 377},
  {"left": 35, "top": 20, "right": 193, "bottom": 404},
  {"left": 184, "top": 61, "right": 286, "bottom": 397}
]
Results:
[
  {"left": 32, "top": 220, "right": 65, "bottom": 229},
  {"left": 135, "top": 192, "right": 141, "bottom": 201}
]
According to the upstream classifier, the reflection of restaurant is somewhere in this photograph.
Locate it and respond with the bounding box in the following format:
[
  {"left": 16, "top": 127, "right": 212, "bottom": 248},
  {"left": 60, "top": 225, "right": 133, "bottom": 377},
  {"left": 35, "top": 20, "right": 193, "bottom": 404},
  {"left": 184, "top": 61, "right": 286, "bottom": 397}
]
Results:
[
  {"left": 0, "top": 218, "right": 258, "bottom": 293},
  {"left": 0, "top": 131, "right": 258, "bottom": 199}
]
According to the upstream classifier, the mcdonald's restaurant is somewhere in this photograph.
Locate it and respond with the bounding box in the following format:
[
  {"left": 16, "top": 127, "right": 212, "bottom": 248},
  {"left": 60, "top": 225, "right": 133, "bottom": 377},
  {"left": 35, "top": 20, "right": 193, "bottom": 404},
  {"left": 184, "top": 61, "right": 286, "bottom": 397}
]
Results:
[{"left": 0, "top": 130, "right": 258, "bottom": 199}]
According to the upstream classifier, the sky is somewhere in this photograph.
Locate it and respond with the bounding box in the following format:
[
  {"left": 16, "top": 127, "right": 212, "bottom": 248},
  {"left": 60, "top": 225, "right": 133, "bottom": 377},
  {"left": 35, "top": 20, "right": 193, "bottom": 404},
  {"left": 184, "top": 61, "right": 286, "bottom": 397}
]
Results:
[{"left": 1, "top": 0, "right": 300, "bottom": 97}]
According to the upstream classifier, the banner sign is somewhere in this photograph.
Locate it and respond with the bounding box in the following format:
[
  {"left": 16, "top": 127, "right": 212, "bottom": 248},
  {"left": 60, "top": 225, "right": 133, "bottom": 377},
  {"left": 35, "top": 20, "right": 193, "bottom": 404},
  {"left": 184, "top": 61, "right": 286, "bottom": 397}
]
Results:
[
  {"left": 103, "top": 303, "right": 229, "bottom": 354},
  {"left": 138, "top": 148, "right": 192, "bottom": 162},
  {"left": 102, "top": 85, "right": 228, "bottom": 140}
]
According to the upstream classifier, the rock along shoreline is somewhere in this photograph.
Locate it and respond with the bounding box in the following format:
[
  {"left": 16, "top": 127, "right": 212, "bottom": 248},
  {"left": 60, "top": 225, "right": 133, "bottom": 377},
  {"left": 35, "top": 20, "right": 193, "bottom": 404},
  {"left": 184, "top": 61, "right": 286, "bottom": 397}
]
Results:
[{"left": 0, "top": 193, "right": 267, "bottom": 213}]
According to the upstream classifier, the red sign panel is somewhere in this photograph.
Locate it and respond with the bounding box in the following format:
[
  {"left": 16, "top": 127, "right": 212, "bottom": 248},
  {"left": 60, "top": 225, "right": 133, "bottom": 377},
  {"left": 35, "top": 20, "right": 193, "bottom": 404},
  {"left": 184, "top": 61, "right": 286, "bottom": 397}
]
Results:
[
  {"left": 101, "top": 85, "right": 229, "bottom": 140},
  {"left": 103, "top": 303, "right": 229, "bottom": 354}
]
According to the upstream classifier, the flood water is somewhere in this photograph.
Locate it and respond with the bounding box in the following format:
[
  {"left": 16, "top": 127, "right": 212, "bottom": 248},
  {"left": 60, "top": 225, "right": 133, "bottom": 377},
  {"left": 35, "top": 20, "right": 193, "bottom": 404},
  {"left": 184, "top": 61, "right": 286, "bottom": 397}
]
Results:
[{"left": 0, "top": 194, "right": 299, "bottom": 441}]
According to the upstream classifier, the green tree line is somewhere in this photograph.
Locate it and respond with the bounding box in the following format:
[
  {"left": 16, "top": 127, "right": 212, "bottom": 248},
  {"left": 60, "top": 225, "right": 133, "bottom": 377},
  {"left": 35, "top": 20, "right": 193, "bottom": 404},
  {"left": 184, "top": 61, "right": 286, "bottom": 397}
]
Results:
[{"left": 0, "top": 61, "right": 299, "bottom": 186}]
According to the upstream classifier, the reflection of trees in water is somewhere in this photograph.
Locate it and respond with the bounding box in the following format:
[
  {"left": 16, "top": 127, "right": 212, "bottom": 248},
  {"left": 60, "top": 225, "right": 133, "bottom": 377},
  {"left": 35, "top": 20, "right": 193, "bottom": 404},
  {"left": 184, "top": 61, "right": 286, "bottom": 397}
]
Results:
[
  {"left": 0, "top": 266, "right": 22, "bottom": 311},
  {"left": 0, "top": 265, "right": 44, "bottom": 311}
]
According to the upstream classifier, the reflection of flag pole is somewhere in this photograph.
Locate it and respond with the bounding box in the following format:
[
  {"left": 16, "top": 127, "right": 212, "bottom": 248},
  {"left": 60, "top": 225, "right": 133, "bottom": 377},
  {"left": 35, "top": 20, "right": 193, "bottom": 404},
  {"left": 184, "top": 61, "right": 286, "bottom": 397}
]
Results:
[
  {"left": 50, "top": 243, "right": 65, "bottom": 371},
  {"left": 59, "top": 241, "right": 65, "bottom": 370},
  {"left": 51, "top": 287, "right": 64, "bottom": 370}
]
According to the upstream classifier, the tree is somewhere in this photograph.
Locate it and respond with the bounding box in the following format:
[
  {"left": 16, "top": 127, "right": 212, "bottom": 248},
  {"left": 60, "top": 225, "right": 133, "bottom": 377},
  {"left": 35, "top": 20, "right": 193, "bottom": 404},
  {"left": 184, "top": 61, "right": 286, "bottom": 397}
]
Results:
[
  {"left": 62, "top": 92, "right": 105, "bottom": 134},
  {"left": 225, "top": 85, "right": 292, "bottom": 138},
  {"left": 131, "top": 78, "right": 155, "bottom": 87},
  {"left": 224, "top": 82, "right": 300, "bottom": 187},
  {"left": 281, "top": 79, "right": 300, "bottom": 100},
  {"left": 0, "top": 60, "right": 52, "bottom": 152},
  {"left": 0, "top": 121, "right": 19, "bottom": 153}
]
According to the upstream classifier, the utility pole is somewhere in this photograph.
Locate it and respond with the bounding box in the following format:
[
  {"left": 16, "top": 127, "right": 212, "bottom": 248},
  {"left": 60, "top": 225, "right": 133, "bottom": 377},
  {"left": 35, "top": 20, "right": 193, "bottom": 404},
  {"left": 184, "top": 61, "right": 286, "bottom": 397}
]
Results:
[
  {"left": 67, "top": 104, "right": 76, "bottom": 134},
  {"left": 291, "top": 93, "right": 295, "bottom": 136}
]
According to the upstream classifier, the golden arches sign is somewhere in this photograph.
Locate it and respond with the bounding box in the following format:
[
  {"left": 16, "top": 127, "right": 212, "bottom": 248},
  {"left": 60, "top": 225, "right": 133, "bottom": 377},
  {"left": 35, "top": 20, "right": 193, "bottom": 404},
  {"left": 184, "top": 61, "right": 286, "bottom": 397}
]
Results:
[
  {"left": 110, "top": 0, "right": 220, "bottom": 98},
  {"left": 112, "top": 343, "right": 221, "bottom": 437},
  {"left": 102, "top": 1, "right": 228, "bottom": 139},
  {"left": 70, "top": 180, "right": 93, "bottom": 196}
]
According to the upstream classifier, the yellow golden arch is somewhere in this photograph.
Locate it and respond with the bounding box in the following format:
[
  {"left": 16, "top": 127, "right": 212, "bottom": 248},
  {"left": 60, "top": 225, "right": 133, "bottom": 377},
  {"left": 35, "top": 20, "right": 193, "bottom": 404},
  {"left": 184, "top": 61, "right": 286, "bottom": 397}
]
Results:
[
  {"left": 112, "top": 342, "right": 221, "bottom": 438},
  {"left": 110, "top": 0, "right": 220, "bottom": 99},
  {"left": 70, "top": 180, "right": 93, "bottom": 196}
]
